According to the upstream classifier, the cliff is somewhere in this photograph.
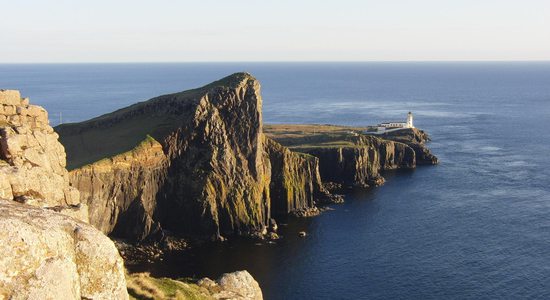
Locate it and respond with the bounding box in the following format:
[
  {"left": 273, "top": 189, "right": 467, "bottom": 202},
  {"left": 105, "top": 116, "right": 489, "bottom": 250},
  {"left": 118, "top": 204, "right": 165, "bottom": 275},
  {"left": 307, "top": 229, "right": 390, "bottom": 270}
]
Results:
[
  {"left": 57, "top": 74, "right": 437, "bottom": 242},
  {"left": 0, "top": 90, "right": 86, "bottom": 221},
  {"left": 377, "top": 128, "right": 439, "bottom": 165},
  {"left": 69, "top": 136, "right": 168, "bottom": 242},
  {"left": 265, "top": 137, "right": 338, "bottom": 216},
  {"left": 264, "top": 124, "right": 437, "bottom": 189},
  {"left": 302, "top": 136, "right": 415, "bottom": 188},
  {"left": 58, "top": 73, "right": 327, "bottom": 242}
]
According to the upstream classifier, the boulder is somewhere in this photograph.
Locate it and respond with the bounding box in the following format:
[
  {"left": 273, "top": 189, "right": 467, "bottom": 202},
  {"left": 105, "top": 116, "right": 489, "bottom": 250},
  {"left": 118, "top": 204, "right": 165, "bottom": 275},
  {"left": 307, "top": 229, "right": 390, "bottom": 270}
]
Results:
[
  {"left": 0, "top": 199, "right": 128, "bottom": 299},
  {"left": 198, "top": 270, "right": 263, "bottom": 300},
  {"left": 0, "top": 90, "right": 21, "bottom": 106}
]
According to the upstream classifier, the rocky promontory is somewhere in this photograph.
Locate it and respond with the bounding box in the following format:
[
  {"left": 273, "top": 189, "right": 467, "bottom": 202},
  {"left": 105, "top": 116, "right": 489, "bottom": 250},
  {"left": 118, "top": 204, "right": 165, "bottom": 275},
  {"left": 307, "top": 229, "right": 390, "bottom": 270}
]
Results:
[
  {"left": 58, "top": 73, "right": 331, "bottom": 242},
  {"left": 56, "top": 73, "right": 438, "bottom": 244},
  {"left": 265, "top": 124, "right": 438, "bottom": 190}
]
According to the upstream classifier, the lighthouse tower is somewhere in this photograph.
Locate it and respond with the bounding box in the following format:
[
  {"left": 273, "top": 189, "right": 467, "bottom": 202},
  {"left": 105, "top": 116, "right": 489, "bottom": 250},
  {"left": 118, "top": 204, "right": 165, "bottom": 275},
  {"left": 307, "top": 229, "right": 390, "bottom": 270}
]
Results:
[{"left": 407, "top": 112, "right": 414, "bottom": 128}]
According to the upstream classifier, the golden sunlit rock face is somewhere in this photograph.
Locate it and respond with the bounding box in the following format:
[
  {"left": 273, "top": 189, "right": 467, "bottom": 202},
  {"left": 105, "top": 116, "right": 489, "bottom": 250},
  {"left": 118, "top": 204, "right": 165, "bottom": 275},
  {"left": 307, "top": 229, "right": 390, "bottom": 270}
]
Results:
[
  {"left": 0, "top": 90, "right": 86, "bottom": 222},
  {"left": 0, "top": 199, "right": 128, "bottom": 299}
]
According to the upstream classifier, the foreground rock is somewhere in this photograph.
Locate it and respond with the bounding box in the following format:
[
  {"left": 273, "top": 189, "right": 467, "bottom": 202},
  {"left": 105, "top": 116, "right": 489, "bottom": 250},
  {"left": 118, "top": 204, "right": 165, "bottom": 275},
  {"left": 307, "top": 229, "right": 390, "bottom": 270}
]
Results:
[
  {"left": 59, "top": 73, "right": 331, "bottom": 242},
  {"left": 0, "top": 89, "right": 86, "bottom": 222},
  {"left": 127, "top": 270, "right": 262, "bottom": 300},
  {"left": 0, "top": 199, "right": 128, "bottom": 299}
]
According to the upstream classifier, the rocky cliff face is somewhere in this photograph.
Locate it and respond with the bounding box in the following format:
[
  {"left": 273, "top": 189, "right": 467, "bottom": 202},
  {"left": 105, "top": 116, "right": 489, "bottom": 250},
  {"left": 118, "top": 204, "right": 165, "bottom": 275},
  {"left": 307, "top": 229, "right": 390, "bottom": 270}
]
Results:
[
  {"left": 265, "top": 138, "right": 335, "bottom": 216},
  {"left": 379, "top": 128, "right": 439, "bottom": 165},
  {"left": 0, "top": 199, "right": 128, "bottom": 299},
  {"left": 69, "top": 136, "right": 168, "bottom": 242},
  {"left": 0, "top": 90, "right": 86, "bottom": 221},
  {"left": 300, "top": 135, "right": 416, "bottom": 188},
  {"left": 59, "top": 73, "right": 327, "bottom": 242}
]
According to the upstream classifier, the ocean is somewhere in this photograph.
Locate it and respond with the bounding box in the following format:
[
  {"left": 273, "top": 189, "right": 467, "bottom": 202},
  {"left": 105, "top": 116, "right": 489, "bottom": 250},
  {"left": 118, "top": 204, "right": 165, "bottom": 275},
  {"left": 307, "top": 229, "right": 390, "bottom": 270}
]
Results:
[{"left": 1, "top": 62, "right": 549, "bottom": 299}]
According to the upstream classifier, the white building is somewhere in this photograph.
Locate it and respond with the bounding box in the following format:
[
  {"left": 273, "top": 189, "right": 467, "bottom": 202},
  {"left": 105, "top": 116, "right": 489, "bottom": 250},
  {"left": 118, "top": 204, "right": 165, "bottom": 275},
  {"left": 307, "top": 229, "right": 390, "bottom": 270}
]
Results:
[{"left": 376, "top": 112, "right": 414, "bottom": 132}]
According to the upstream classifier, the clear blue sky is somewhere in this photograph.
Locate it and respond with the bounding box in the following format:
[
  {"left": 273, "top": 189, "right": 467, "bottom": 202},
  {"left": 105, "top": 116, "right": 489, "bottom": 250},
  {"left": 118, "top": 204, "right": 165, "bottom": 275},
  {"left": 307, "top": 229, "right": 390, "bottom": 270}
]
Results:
[{"left": 1, "top": 0, "right": 549, "bottom": 62}]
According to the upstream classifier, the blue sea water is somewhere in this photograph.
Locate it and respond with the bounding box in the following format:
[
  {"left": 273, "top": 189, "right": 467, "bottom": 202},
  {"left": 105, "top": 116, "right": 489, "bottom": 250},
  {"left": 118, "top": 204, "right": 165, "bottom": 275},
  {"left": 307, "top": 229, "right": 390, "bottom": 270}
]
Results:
[{"left": 1, "top": 62, "right": 550, "bottom": 299}]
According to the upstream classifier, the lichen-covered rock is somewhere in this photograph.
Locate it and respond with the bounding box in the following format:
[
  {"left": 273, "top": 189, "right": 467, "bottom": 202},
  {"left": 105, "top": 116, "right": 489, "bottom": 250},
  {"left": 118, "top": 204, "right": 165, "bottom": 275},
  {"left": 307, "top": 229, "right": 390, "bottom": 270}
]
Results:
[
  {"left": 0, "top": 199, "right": 128, "bottom": 300},
  {"left": 0, "top": 90, "right": 85, "bottom": 221},
  {"left": 198, "top": 270, "right": 263, "bottom": 300}
]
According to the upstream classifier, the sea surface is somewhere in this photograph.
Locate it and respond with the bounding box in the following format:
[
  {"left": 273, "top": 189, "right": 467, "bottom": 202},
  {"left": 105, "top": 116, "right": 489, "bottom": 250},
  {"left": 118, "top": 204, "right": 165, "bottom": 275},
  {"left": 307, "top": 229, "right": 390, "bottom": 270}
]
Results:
[{"left": 1, "top": 62, "right": 550, "bottom": 299}]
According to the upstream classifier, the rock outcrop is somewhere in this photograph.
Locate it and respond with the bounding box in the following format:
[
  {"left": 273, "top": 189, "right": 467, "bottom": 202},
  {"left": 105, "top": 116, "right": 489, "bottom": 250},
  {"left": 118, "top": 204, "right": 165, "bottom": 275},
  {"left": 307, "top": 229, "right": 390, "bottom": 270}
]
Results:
[
  {"left": 58, "top": 73, "right": 328, "bottom": 242},
  {"left": 302, "top": 135, "right": 416, "bottom": 188},
  {"left": 0, "top": 199, "right": 128, "bottom": 299},
  {"left": 0, "top": 90, "right": 86, "bottom": 221},
  {"left": 265, "top": 125, "right": 438, "bottom": 189},
  {"left": 378, "top": 128, "right": 439, "bottom": 165}
]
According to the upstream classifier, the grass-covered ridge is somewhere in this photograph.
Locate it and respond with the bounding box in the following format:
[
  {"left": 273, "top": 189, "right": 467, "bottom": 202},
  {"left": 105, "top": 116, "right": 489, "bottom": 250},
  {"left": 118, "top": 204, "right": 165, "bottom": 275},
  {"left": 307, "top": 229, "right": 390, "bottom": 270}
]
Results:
[
  {"left": 264, "top": 124, "right": 371, "bottom": 149},
  {"left": 56, "top": 73, "right": 255, "bottom": 170}
]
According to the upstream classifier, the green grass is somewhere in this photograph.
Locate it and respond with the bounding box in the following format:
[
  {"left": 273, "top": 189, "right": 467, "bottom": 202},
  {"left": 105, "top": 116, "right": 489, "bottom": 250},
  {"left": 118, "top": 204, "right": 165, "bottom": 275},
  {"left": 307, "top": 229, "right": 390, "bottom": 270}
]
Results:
[
  {"left": 264, "top": 124, "right": 368, "bottom": 149},
  {"left": 56, "top": 72, "right": 254, "bottom": 170},
  {"left": 127, "top": 273, "right": 213, "bottom": 300},
  {"left": 57, "top": 114, "right": 176, "bottom": 170}
]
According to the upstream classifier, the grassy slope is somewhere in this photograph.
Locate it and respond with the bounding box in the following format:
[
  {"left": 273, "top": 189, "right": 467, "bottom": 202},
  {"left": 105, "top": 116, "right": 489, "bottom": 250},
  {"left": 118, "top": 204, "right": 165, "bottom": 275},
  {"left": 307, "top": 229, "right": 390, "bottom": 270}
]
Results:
[
  {"left": 264, "top": 124, "right": 371, "bottom": 149},
  {"left": 56, "top": 72, "right": 255, "bottom": 170},
  {"left": 126, "top": 273, "right": 213, "bottom": 300},
  {"left": 58, "top": 115, "right": 178, "bottom": 170}
]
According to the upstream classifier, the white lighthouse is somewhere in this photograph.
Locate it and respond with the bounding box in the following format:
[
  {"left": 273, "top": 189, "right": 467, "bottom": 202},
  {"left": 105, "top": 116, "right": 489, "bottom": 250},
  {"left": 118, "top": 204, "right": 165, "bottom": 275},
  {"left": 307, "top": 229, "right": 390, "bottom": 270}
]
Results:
[{"left": 407, "top": 111, "right": 414, "bottom": 128}]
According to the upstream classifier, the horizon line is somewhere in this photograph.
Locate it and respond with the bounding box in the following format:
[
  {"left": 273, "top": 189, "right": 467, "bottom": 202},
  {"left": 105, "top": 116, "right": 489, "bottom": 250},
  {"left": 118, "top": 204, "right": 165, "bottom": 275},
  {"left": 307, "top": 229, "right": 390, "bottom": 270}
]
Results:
[{"left": 1, "top": 60, "right": 550, "bottom": 65}]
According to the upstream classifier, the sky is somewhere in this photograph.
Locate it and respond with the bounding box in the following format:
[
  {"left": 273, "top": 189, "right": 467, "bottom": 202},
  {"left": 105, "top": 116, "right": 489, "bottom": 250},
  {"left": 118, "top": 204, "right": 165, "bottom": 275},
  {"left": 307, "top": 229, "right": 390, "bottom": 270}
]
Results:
[{"left": 1, "top": 0, "right": 549, "bottom": 63}]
